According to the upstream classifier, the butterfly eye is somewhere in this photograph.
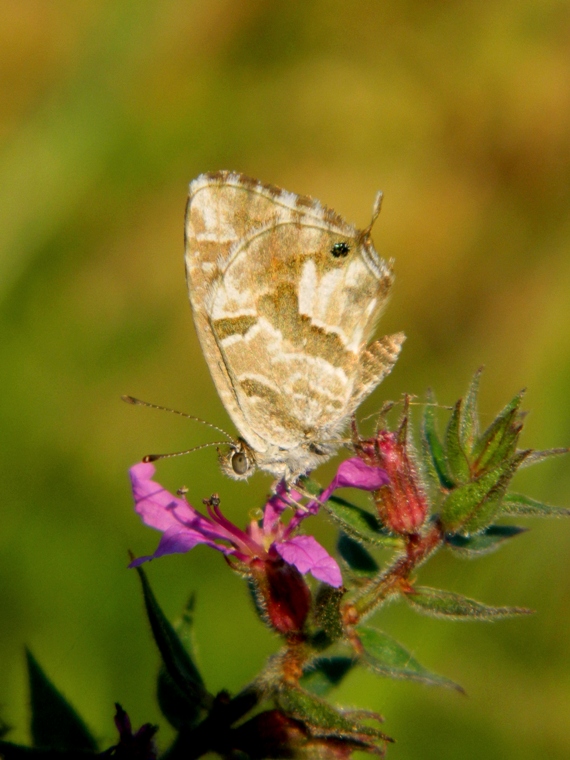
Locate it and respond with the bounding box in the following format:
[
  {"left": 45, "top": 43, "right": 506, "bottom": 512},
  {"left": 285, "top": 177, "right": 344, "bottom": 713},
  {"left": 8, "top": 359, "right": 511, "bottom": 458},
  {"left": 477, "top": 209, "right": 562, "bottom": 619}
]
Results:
[
  {"left": 231, "top": 451, "right": 249, "bottom": 475},
  {"left": 330, "top": 241, "right": 350, "bottom": 258}
]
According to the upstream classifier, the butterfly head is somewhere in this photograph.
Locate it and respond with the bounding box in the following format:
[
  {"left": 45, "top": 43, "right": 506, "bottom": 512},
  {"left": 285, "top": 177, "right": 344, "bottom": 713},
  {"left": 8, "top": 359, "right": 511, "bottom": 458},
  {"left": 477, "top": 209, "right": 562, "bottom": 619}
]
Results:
[{"left": 218, "top": 438, "right": 256, "bottom": 481}]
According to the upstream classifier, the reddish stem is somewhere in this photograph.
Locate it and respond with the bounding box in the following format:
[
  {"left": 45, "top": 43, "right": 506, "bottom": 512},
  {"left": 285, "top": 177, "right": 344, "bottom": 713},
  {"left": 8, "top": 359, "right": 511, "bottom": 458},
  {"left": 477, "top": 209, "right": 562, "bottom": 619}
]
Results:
[{"left": 343, "top": 520, "right": 444, "bottom": 628}]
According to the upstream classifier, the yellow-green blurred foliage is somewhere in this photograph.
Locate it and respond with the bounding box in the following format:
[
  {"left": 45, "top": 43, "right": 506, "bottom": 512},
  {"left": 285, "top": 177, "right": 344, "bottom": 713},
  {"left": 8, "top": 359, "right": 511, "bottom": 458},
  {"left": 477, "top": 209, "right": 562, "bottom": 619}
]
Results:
[{"left": 1, "top": 1, "right": 569, "bottom": 757}]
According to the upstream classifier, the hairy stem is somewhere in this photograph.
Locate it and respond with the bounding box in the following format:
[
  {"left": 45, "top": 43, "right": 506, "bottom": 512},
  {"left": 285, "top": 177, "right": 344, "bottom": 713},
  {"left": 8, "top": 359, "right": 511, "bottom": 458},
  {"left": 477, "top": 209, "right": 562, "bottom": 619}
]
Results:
[{"left": 343, "top": 520, "right": 444, "bottom": 626}]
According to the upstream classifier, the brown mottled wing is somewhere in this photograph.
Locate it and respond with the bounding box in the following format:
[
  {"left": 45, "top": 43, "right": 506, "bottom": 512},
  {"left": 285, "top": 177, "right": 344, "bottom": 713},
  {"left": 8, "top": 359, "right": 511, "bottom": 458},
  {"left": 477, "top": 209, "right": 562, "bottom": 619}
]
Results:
[
  {"left": 185, "top": 171, "right": 396, "bottom": 454},
  {"left": 349, "top": 332, "right": 406, "bottom": 413}
]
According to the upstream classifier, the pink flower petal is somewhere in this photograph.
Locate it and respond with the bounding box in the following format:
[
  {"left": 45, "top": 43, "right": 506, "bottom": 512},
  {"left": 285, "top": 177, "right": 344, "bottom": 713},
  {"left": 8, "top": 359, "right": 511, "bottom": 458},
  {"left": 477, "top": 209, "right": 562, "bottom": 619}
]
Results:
[
  {"left": 129, "top": 462, "right": 259, "bottom": 568},
  {"left": 275, "top": 535, "right": 342, "bottom": 588},
  {"left": 129, "top": 524, "right": 232, "bottom": 567},
  {"left": 129, "top": 462, "right": 235, "bottom": 543},
  {"left": 319, "top": 457, "right": 389, "bottom": 503},
  {"left": 130, "top": 462, "right": 198, "bottom": 530}
]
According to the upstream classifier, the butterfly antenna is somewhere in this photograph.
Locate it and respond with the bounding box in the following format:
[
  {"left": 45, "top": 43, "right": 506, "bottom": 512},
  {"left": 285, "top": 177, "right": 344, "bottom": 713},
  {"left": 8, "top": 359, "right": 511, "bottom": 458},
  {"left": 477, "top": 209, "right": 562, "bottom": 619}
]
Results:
[
  {"left": 121, "top": 395, "right": 234, "bottom": 441},
  {"left": 143, "top": 440, "right": 230, "bottom": 463},
  {"left": 361, "top": 190, "right": 383, "bottom": 238}
]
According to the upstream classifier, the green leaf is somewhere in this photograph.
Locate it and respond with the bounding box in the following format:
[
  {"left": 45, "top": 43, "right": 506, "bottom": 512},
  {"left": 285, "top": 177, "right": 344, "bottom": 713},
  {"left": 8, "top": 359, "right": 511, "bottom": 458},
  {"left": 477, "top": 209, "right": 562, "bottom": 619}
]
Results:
[
  {"left": 501, "top": 493, "right": 570, "bottom": 518},
  {"left": 440, "top": 465, "right": 505, "bottom": 533},
  {"left": 440, "top": 452, "right": 528, "bottom": 534},
  {"left": 157, "top": 594, "right": 207, "bottom": 729},
  {"left": 481, "top": 421, "right": 522, "bottom": 474},
  {"left": 405, "top": 586, "right": 533, "bottom": 619},
  {"left": 444, "top": 399, "right": 471, "bottom": 484},
  {"left": 176, "top": 593, "right": 200, "bottom": 653},
  {"left": 356, "top": 626, "right": 463, "bottom": 692},
  {"left": 313, "top": 584, "right": 345, "bottom": 644},
  {"left": 135, "top": 567, "right": 211, "bottom": 712},
  {"left": 324, "top": 496, "right": 400, "bottom": 547},
  {"left": 472, "top": 391, "right": 524, "bottom": 473},
  {"left": 519, "top": 448, "right": 569, "bottom": 468},
  {"left": 298, "top": 475, "right": 323, "bottom": 496},
  {"left": 277, "top": 685, "right": 387, "bottom": 740},
  {"left": 337, "top": 533, "right": 379, "bottom": 577},
  {"left": 460, "top": 368, "right": 483, "bottom": 451},
  {"left": 26, "top": 649, "right": 97, "bottom": 751},
  {"left": 301, "top": 657, "right": 356, "bottom": 697},
  {"left": 446, "top": 524, "right": 527, "bottom": 556},
  {"left": 422, "top": 390, "right": 455, "bottom": 489},
  {"left": 157, "top": 666, "right": 206, "bottom": 731}
]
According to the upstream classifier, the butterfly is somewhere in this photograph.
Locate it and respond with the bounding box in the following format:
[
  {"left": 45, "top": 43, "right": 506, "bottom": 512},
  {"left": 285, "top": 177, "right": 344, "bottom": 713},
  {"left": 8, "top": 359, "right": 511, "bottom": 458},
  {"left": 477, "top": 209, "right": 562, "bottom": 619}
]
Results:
[{"left": 184, "top": 171, "right": 404, "bottom": 482}]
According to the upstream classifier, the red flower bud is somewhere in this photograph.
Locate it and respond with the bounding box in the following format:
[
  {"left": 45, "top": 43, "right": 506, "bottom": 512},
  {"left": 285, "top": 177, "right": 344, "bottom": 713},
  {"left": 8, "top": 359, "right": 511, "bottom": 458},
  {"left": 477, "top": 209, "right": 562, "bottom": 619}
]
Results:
[
  {"left": 363, "top": 431, "right": 429, "bottom": 535},
  {"left": 251, "top": 558, "right": 311, "bottom": 635},
  {"left": 231, "top": 710, "right": 307, "bottom": 758}
]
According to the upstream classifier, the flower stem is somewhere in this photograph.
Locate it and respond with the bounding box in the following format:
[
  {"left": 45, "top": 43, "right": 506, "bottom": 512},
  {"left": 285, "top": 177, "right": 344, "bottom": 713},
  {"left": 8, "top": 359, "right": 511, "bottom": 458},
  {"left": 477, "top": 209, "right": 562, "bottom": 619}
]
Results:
[{"left": 343, "top": 520, "right": 444, "bottom": 626}]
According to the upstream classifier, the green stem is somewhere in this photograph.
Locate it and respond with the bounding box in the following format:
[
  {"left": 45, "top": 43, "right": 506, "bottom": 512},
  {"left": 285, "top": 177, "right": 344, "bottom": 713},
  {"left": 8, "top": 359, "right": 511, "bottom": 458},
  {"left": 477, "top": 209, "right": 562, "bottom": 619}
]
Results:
[{"left": 344, "top": 520, "right": 444, "bottom": 624}]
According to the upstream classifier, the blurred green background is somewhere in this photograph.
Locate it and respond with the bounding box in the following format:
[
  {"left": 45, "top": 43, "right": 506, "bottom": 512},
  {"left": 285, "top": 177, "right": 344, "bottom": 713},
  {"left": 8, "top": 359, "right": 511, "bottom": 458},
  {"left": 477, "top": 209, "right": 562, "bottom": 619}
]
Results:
[{"left": 1, "top": 1, "right": 570, "bottom": 757}]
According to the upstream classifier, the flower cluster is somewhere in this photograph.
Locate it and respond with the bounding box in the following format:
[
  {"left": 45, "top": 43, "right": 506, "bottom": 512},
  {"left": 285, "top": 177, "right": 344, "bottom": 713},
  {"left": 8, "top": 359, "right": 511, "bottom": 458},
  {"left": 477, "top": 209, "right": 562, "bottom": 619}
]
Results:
[
  {"left": 116, "top": 375, "right": 568, "bottom": 758},
  {"left": 129, "top": 458, "right": 389, "bottom": 634},
  {"left": 4, "top": 374, "right": 568, "bottom": 760}
]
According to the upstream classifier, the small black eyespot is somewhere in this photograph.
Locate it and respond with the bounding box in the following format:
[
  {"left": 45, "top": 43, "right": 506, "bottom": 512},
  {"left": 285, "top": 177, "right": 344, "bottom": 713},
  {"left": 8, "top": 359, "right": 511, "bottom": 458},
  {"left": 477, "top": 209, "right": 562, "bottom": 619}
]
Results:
[
  {"left": 231, "top": 451, "right": 248, "bottom": 475},
  {"left": 331, "top": 241, "right": 350, "bottom": 258}
]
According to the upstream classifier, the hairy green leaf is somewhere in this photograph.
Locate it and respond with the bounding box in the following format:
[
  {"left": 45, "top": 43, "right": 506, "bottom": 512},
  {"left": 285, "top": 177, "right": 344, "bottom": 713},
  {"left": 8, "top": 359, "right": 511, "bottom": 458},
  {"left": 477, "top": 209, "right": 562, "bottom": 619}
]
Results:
[
  {"left": 440, "top": 452, "right": 528, "bottom": 533},
  {"left": 472, "top": 391, "right": 524, "bottom": 473},
  {"left": 519, "top": 448, "right": 569, "bottom": 469},
  {"left": 356, "top": 627, "right": 463, "bottom": 692},
  {"left": 313, "top": 585, "right": 345, "bottom": 644},
  {"left": 324, "top": 496, "right": 399, "bottom": 547},
  {"left": 337, "top": 533, "right": 379, "bottom": 577},
  {"left": 301, "top": 657, "right": 356, "bottom": 697},
  {"left": 277, "top": 685, "right": 387, "bottom": 740},
  {"left": 446, "top": 524, "right": 527, "bottom": 556},
  {"left": 444, "top": 399, "right": 471, "bottom": 483},
  {"left": 460, "top": 368, "right": 483, "bottom": 451},
  {"left": 405, "top": 586, "right": 533, "bottom": 619},
  {"left": 422, "top": 390, "right": 455, "bottom": 489},
  {"left": 501, "top": 493, "right": 570, "bottom": 518}
]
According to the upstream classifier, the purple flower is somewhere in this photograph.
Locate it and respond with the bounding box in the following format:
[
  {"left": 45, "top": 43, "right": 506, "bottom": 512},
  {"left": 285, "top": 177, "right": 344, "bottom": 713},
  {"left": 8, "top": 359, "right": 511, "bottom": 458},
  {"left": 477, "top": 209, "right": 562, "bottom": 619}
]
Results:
[{"left": 129, "top": 458, "right": 388, "bottom": 590}]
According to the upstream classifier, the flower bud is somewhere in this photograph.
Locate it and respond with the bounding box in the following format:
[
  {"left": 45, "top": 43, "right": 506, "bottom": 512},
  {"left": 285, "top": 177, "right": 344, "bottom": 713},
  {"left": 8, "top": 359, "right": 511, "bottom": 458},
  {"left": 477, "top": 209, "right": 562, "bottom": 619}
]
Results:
[
  {"left": 231, "top": 710, "right": 306, "bottom": 758},
  {"left": 363, "top": 431, "right": 429, "bottom": 535},
  {"left": 251, "top": 558, "right": 311, "bottom": 635},
  {"left": 232, "top": 709, "right": 385, "bottom": 759}
]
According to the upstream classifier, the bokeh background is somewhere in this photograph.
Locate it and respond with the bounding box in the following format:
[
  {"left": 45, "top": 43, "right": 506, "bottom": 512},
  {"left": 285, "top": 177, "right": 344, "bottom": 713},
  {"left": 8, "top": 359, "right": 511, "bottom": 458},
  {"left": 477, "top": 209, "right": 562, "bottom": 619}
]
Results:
[{"left": 1, "top": 1, "right": 570, "bottom": 757}]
